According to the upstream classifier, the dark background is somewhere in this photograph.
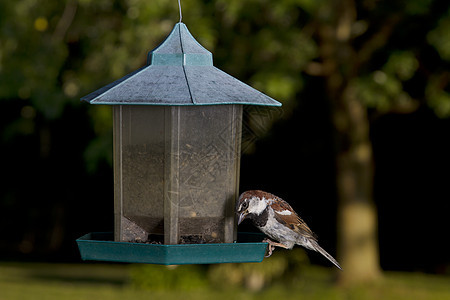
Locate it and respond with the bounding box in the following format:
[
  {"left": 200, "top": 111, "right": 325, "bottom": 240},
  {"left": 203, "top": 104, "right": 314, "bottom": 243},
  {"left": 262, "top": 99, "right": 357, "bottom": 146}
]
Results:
[
  {"left": 1, "top": 0, "right": 449, "bottom": 275},
  {"left": 2, "top": 94, "right": 449, "bottom": 273}
]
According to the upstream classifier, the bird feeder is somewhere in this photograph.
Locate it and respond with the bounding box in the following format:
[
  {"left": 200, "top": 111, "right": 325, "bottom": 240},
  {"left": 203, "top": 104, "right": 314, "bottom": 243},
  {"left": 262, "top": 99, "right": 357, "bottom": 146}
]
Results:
[{"left": 77, "top": 22, "right": 281, "bottom": 264}]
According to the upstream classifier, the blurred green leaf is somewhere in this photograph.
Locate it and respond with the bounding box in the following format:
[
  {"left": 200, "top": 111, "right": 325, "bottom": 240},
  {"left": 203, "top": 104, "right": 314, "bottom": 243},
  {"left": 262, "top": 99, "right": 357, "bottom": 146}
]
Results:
[
  {"left": 426, "top": 74, "right": 450, "bottom": 118},
  {"left": 208, "top": 249, "right": 309, "bottom": 291},
  {"left": 384, "top": 51, "right": 419, "bottom": 81},
  {"left": 130, "top": 265, "right": 208, "bottom": 291},
  {"left": 427, "top": 11, "right": 450, "bottom": 61}
]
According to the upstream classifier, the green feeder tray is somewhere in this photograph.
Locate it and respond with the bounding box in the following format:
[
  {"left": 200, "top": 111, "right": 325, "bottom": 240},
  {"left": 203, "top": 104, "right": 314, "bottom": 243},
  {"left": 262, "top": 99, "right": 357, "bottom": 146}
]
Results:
[{"left": 77, "top": 232, "right": 268, "bottom": 265}]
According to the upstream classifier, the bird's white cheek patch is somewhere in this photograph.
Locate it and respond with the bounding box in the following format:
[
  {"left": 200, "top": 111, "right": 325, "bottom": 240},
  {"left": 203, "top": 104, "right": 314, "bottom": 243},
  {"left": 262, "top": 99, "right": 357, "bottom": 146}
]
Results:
[
  {"left": 275, "top": 210, "right": 292, "bottom": 215},
  {"left": 248, "top": 197, "right": 267, "bottom": 215}
]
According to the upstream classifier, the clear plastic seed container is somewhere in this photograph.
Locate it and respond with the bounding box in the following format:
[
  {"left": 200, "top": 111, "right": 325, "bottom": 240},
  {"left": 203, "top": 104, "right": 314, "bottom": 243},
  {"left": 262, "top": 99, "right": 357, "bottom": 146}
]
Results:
[{"left": 114, "top": 105, "right": 242, "bottom": 245}]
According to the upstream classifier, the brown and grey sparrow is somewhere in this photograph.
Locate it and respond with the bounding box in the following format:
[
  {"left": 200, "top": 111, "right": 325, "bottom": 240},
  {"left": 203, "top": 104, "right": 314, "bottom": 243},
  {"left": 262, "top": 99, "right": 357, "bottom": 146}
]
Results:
[{"left": 237, "top": 190, "right": 342, "bottom": 270}]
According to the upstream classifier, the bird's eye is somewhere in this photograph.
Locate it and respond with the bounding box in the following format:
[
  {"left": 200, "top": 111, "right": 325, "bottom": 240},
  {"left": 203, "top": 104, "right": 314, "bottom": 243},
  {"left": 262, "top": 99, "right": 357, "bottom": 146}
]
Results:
[{"left": 242, "top": 202, "right": 248, "bottom": 210}]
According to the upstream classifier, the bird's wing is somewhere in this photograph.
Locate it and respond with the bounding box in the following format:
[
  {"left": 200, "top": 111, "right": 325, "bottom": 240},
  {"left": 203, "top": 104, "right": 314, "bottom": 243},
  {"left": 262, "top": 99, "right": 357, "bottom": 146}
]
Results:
[{"left": 270, "top": 197, "right": 318, "bottom": 241}]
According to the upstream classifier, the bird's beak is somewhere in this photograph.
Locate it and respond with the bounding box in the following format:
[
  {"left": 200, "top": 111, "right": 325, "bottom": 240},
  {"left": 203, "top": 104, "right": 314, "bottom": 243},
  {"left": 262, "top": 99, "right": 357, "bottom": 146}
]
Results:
[{"left": 238, "top": 211, "right": 248, "bottom": 225}]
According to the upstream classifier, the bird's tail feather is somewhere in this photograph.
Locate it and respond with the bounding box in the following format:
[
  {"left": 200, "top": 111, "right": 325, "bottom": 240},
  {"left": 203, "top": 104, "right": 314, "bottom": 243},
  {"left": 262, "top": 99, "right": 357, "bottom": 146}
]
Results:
[{"left": 310, "top": 240, "right": 342, "bottom": 270}]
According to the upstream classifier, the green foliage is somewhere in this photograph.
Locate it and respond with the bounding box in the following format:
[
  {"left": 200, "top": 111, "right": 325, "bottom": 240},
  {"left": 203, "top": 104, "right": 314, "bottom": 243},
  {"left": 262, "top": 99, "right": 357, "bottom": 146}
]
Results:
[
  {"left": 84, "top": 106, "right": 113, "bottom": 171},
  {"left": 427, "top": 9, "right": 450, "bottom": 62},
  {"left": 354, "top": 51, "right": 419, "bottom": 113},
  {"left": 208, "top": 248, "right": 309, "bottom": 291},
  {"left": 2, "top": 262, "right": 450, "bottom": 300},
  {"left": 425, "top": 8, "right": 450, "bottom": 118},
  {"left": 426, "top": 74, "right": 450, "bottom": 118},
  {"left": 2, "top": 0, "right": 448, "bottom": 171},
  {"left": 384, "top": 52, "right": 419, "bottom": 81},
  {"left": 130, "top": 264, "right": 208, "bottom": 291},
  {"left": 129, "top": 249, "right": 308, "bottom": 292},
  {"left": 0, "top": 1, "right": 70, "bottom": 119}
]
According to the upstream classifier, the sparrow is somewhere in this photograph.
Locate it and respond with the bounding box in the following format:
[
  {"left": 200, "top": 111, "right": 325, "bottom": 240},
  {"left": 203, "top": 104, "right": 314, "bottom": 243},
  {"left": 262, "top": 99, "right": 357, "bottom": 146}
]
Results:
[{"left": 237, "top": 190, "right": 342, "bottom": 270}]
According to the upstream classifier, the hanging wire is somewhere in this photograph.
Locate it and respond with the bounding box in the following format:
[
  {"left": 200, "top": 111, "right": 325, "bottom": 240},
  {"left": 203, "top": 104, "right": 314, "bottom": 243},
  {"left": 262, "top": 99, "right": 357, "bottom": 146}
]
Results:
[{"left": 178, "top": 0, "right": 183, "bottom": 23}]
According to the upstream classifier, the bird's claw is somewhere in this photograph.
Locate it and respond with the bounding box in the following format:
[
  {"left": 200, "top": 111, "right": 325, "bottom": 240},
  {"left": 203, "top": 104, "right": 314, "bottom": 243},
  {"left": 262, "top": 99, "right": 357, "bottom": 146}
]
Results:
[
  {"left": 262, "top": 238, "right": 276, "bottom": 257},
  {"left": 265, "top": 245, "right": 275, "bottom": 257}
]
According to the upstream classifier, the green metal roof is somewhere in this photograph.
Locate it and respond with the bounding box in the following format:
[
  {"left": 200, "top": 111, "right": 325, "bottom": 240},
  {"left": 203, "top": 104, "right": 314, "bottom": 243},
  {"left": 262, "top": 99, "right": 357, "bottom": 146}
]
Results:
[{"left": 81, "top": 23, "right": 281, "bottom": 107}]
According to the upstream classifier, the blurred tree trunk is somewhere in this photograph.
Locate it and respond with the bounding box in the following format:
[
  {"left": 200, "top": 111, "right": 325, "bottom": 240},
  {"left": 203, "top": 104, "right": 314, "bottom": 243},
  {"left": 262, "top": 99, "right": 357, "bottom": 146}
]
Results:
[
  {"left": 315, "top": 0, "right": 383, "bottom": 283},
  {"left": 333, "top": 87, "right": 382, "bottom": 283}
]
